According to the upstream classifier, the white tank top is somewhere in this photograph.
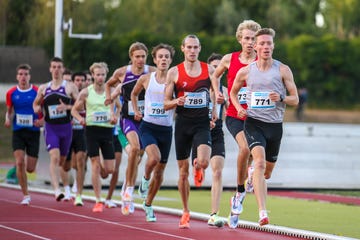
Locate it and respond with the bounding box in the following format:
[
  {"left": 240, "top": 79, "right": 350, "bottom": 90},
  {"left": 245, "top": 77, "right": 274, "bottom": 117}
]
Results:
[{"left": 143, "top": 72, "right": 174, "bottom": 126}]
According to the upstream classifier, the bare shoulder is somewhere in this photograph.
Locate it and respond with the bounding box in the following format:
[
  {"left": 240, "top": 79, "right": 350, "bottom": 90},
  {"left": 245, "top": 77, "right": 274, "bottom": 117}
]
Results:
[{"left": 149, "top": 65, "right": 157, "bottom": 72}]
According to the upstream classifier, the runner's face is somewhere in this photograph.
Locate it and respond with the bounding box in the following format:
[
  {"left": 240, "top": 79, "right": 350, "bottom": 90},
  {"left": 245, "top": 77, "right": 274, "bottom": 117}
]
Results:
[
  {"left": 16, "top": 69, "right": 30, "bottom": 87},
  {"left": 92, "top": 67, "right": 107, "bottom": 86},
  {"left": 255, "top": 34, "right": 274, "bottom": 60},
  {"left": 50, "top": 61, "right": 64, "bottom": 79},
  {"left": 240, "top": 29, "right": 256, "bottom": 54},
  {"left": 181, "top": 37, "right": 201, "bottom": 63},
  {"left": 209, "top": 59, "right": 221, "bottom": 69},
  {"left": 73, "top": 76, "right": 86, "bottom": 90},
  {"left": 154, "top": 48, "right": 172, "bottom": 71},
  {"left": 131, "top": 49, "right": 147, "bottom": 69}
]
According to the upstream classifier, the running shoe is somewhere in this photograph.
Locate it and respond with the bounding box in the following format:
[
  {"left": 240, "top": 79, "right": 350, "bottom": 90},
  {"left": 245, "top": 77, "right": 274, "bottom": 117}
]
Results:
[
  {"left": 138, "top": 176, "right": 149, "bottom": 199},
  {"left": 207, "top": 213, "right": 224, "bottom": 227},
  {"left": 121, "top": 201, "right": 131, "bottom": 215},
  {"left": 63, "top": 192, "right": 72, "bottom": 201},
  {"left": 55, "top": 190, "right": 64, "bottom": 202},
  {"left": 143, "top": 202, "right": 156, "bottom": 222},
  {"left": 245, "top": 166, "right": 255, "bottom": 193},
  {"left": 230, "top": 191, "right": 246, "bottom": 215},
  {"left": 20, "top": 195, "right": 31, "bottom": 206},
  {"left": 71, "top": 179, "right": 77, "bottom": 193},
  {"left": 258, "top": 210, "right": 269, "bottom": 226},
  {"left": 228, "top": 214, "right": 239, "bottom": 229},
  {"left": 74, "top": 195, "right": 83, "bottom": 206},
  {"left": 179, "top": 212, "right": 190, "bottom": 229},
  {"left": 105, "top": 199, "right": 117, "bottom": 208},
  {"left": 92, "top": 202, "right": 103, "bottom": 213},
  {"left": 129, "top": 201, "right": 135, "bottom": 214},
  {"left": 193, "top": 158, "right": 204, "bottom": 187}
]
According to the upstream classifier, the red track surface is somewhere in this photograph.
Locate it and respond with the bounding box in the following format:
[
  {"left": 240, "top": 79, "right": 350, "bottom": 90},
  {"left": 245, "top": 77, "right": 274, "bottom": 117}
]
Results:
[{"left": 0, "top": 187, "right": 306, "bottom": 240}]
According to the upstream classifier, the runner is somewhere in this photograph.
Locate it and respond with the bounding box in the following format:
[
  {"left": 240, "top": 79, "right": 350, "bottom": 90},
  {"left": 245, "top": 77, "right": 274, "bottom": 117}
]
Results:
[
  {"left": 164, "top": 35, "right": 215, "bottom": 228},
  {"left": 71, "top": 62, "right": 120, "bottom": 212},
  {"left": 4, "top": 64, "right": 43, "bottom": 205},
  {"left": 211, "top": 20, "right": 261, "bottom": 228},
  {"left": 33, "top": 57, "right": 78, "bottom": 201},
  {"left": 230, "top": 28, "right": 299, "bottom": 226},
  {"left": 105, "top": 42, "right": 156, "bottom": 215},
  {"left": 131, "top": 43, "right": 175, "bottom": 222}
]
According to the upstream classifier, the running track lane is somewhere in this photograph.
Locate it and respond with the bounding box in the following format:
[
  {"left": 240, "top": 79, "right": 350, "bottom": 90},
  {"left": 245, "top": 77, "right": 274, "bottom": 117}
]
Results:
[{"left": 0, "top": 187, "right": 305, "bottom": 240}]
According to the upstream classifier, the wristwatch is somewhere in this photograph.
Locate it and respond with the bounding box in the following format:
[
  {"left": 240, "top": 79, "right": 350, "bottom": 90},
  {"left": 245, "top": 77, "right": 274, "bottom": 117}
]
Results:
[{"left": 279, "top": 94, "right": 284, "bottom": 102}]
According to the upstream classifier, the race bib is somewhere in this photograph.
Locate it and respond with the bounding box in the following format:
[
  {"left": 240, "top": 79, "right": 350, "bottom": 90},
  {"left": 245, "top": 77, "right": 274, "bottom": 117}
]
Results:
[
  {"left": 184, "top": 92, "right": 207, "bottom": 108},
  {"left": 250, "top": 92, "right": 275, "bottom": 109},
  {"left": 48, "top": 105, "right": 66, "bottom": 119},
  {"left": 16, "top": 114, "right": 33, "bottom": 127},
  {"left": 147, "top": 102, "right": 168, "bottom": 117},
  {"left": 128, "top": 100, "right": 145, "bottom": 115},
  {"left": 237, "top": 87, "right": 247, "bottom": 104},
  {"left": 92, "top": 111, "right": 110, "bottom": 123},
  {"left": 72, "top": 118, "right": 83, "bottom": 130}
]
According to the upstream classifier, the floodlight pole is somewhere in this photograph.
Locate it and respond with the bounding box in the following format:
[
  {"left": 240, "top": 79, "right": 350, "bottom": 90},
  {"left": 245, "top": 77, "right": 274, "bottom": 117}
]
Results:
[
  {"left": 54, "top": 0, "right": 103, "bottom": 58},
  {"left": 54, "top": 0, "right": 63, "bottom": 58}
]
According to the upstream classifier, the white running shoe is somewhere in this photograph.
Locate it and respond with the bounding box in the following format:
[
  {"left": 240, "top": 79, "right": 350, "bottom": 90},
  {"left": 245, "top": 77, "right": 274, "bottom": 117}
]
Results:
[
  {"left": 230, "top": 191, "right": 246, "bottom": 215},
  {"left": 55, "top": 189, "right": 64, "bottom": 201},
  {"left": 21, "top": 195, "right": 31, "bottom": 205},
  {"left": 228, "top": 214, "right": 239, "bottom": 229},
  {"left": 105, "top": 199, "right": 117, "bottom": 208},
  {"left": 71, "top": 179, "right": 77, "bottom": 193}
]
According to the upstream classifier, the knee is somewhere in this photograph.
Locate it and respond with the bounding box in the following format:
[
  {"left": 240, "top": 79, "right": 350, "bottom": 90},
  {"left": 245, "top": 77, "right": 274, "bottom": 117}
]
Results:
[
  {"left": 197, "top": 158, "right": 209, "bottom": 169},
  {"left": 212, "top": 168, "right": 222, "bottom": 180},
  {"left": 27, "top": 166, "right": 36, "bottom": 173}
]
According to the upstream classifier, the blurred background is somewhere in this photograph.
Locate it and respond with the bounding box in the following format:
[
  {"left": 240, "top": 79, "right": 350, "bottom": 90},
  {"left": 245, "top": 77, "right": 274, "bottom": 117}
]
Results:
[{"left": 0, "top": 0, "right": 359, "bottom": 189}]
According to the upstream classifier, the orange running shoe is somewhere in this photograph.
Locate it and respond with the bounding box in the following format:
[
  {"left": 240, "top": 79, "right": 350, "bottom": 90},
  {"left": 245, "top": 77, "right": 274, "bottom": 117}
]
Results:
[
  {"left": 179, "top": 212, "right": 190, "bottom": 229},
  {"left": 92, "top": 202, "right": 103, "bottom": 213},
  {"left": 193, "top": 159, "right": 204, "bottom": 187}
]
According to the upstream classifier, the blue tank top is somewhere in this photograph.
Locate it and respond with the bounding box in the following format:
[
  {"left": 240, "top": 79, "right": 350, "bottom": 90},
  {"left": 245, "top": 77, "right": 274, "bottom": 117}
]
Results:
[{"left": 6, "top": 85, "right": 40, "bottom": 131}]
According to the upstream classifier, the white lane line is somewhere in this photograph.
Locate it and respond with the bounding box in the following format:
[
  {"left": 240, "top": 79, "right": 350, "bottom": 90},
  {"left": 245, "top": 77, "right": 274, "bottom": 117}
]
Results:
[
  {"left": 0, "top": 198, "right": 194, "bottom": 240},
  {"left": 0, "top": 224, "right": 52, "bottom": 240}
]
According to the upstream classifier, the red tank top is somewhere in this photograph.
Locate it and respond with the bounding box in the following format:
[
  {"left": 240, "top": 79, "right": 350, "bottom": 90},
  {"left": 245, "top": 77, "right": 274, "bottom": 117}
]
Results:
[
  {"left": 175, "top": 62, "right": 210, "bottom": 118},
  {"left": 226, "top": 51, "right": 250, "bottom": 120}
]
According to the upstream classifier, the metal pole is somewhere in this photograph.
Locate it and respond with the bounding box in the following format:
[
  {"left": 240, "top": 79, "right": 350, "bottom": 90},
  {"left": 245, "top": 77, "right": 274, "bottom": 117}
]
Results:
[{"left": 54, "top": 0, "right": 63, "bottom": 58}]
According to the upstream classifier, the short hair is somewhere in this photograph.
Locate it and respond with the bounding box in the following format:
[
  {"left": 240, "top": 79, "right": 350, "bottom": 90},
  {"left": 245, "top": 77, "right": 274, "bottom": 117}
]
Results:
[
  {"left": 50, "top": 56, "right": 63, "bottom": 64},
  {"left": 16, "top": 64, "right": 31, "bottom": 72},
  {"left": 255, "top": 28, "right": 276, "bottom": 38},
  {"left": 128, "top": 42, "right": 148, "bottom": 58},
  {"left": 63, "top": 68, "right": 72, "bottom": 75},
  {"left": 207, "top": 53, "right": 223, "bottom": 64},
  {"left": 235, "top": 20, "right": 261, "bottom": 41},
  {"left": 71, "top": 72, "right": 87, "bottom": 81},
  {"left": 181, "top": 34, "right": 200, "bottom": 46},
  {"left": 151, "top": 43, "right": 175, "bottom": 59},
  {"left": 89, "top": 62, "right": 109, "bottom": 74}
]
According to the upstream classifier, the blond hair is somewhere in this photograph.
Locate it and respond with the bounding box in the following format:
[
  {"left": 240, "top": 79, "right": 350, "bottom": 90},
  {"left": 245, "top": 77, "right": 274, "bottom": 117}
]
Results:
[
  {"left": 128, "top": 42, "right": 148, "bottom": 58},
  {"left": 235, "top": 20, "right": 261, "bottom": 41},
  {"left": 89, "top": 62, "right": 109, "bottom": 74}
]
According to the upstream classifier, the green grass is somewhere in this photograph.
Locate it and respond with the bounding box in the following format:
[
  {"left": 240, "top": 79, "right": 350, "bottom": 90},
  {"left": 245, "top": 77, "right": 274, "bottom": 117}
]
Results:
[{"left": 83, "top": 188, "right": 360, "bottom": 239}]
